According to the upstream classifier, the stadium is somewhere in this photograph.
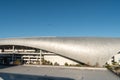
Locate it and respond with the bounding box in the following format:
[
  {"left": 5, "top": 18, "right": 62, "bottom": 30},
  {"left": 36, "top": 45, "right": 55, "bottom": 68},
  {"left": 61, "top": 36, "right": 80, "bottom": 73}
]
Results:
[{"left": 0, "top": 37, "right": 120, "bottom": 67}]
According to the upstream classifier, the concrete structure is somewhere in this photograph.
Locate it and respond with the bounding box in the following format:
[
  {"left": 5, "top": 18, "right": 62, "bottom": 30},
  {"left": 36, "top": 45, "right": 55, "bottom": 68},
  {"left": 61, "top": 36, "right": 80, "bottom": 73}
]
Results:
[
  {"left": 0, "top": 37, "right": 120, "bottom": 67},
  {"left": 0, "top": 65, "right": 119, "bottom": 80}
]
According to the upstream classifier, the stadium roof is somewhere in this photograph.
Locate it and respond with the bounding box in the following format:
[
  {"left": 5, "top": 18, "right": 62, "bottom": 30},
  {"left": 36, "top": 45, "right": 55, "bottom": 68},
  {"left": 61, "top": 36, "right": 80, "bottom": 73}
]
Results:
[{"left": 0, "top": 37, "right": 120, "bottom": 67}]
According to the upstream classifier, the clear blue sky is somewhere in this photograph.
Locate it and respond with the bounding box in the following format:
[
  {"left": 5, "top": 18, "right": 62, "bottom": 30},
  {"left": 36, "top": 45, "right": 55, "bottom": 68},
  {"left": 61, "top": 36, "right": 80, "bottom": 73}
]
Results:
[{"left": 0, "top": 0, "right": 120, "bottom": 38}]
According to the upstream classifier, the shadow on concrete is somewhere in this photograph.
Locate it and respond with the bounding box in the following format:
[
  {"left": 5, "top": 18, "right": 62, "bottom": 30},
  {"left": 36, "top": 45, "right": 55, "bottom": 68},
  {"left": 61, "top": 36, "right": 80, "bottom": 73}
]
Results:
[
  {"left": 0, "top": 72, "right": 74, "bottom": 80},
  {"left": 107, "top": 68, "right": 120, "bottom": 77}
]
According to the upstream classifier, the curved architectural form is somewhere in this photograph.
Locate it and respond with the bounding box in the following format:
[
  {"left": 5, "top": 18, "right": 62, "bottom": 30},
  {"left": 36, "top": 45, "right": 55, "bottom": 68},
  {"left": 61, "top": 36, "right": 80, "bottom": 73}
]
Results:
[{"left": 0, "top": 37, "right": 120, "bottom": 67}]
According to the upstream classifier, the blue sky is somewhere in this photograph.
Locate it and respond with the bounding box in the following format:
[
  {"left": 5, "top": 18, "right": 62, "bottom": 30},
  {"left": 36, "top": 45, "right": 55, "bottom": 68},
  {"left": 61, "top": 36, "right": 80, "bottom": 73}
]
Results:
[{"left": 0, "top": 0, "right": 120, "bottom": 38}]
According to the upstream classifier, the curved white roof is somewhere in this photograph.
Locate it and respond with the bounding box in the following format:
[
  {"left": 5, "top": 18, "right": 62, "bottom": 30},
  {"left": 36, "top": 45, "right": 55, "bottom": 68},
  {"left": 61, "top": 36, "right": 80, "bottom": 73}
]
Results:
[{"left": 0, "top": 37, "right": 120, "bottom": 67}]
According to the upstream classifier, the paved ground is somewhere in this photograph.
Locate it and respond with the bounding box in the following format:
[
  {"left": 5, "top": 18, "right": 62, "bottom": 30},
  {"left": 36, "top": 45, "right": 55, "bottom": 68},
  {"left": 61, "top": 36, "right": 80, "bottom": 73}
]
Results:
[{"left": 0, "top": 65, "right": 120, "bottom": 80}]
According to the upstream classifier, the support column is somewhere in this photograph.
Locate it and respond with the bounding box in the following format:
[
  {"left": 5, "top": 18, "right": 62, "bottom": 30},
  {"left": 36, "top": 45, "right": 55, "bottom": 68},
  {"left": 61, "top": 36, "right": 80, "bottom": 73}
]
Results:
[
  {"left": 12, "top": 45, "right": 15, "bottom": 64},
  {"left": 29, "top": 56, "right": 30, "bottom": 64},
  {"left": 40, "top": 50, "right": 42, "bottom": 65},
  {"left": 12, "top": 45, "right": 15, "bottom": 52}
]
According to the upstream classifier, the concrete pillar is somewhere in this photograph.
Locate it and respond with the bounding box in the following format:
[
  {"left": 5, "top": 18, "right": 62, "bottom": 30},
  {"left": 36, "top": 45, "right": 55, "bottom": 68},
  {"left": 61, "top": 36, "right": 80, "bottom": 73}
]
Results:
[
  {"left": 12, "top": 45, "right": 15, "bottom": 64},
  {"left": 12, "top": 45, "right": 15, "bottom": 52},
  {"left": 40, "top": 50, "right": 42, "bottom": 65}
]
